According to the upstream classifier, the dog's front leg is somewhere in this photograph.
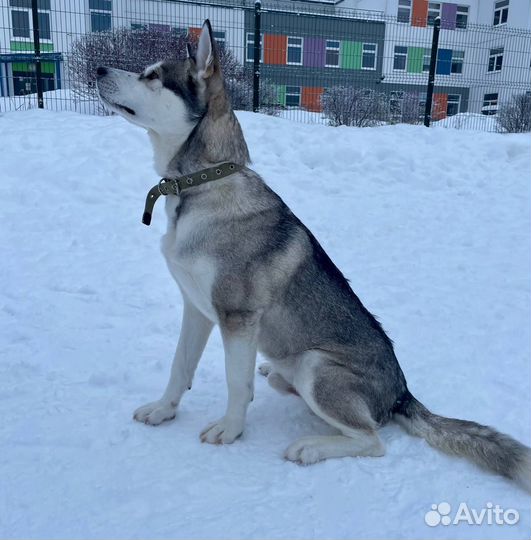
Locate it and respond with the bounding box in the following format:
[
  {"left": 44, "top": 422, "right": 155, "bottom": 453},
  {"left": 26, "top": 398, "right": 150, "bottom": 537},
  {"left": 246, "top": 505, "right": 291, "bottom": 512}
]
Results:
[
  {"left": 134, "top": 298, "right": 213, "bottom": 425},
  {"left": 200, "top": 311, "right": 258, "bottom": 444}
]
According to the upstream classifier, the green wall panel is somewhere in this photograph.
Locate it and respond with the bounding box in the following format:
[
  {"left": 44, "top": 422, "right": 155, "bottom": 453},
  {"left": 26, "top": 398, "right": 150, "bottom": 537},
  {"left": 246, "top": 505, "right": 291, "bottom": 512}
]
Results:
[
  {"left": 277, "top": 85, "right": 286, "bottom": 106},
  {"left": 407, "top": 46, "right": 424, "bottom": 73},
  {"left": 340, "top": 41, "right": 362, "bottom": 70},
  {"left": 12, "top": 61, "right": 54, "bottom": 73},
  {"left": 10, "top": 41, "right": 54, "bottom": 52}
]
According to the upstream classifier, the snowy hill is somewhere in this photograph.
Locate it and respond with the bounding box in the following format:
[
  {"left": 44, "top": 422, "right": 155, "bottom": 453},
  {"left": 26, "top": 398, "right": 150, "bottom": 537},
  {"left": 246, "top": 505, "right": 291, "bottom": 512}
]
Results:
[{"left": 0, "top": 110, "right": 529, "bottom": 539}]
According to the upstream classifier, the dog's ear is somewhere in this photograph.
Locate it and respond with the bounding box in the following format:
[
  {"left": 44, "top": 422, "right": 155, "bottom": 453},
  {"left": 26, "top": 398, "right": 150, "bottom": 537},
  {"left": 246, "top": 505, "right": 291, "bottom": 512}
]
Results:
[
  {"left": 186, "top": 42, "right": 194, "bottom": 59},
  {"left": 196, "top": 20, "right": 217, "bottom": 79}
]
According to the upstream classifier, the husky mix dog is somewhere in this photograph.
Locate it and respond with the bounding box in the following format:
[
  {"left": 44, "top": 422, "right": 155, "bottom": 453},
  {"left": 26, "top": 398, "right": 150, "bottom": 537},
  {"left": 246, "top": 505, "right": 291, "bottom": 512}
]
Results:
[{"left": 97, "top": 21, "right": 530, "bottom": 490}]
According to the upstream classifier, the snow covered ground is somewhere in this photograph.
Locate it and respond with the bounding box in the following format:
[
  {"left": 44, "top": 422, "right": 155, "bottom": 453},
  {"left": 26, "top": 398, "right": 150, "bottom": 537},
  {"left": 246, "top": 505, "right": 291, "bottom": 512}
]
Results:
[{"left": 0, "top": 109, "right": 529, "bottom": 539}]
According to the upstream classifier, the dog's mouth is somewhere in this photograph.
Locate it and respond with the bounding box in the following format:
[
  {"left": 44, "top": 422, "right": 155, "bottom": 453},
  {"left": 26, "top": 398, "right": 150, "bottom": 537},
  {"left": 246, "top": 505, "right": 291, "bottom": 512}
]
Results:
[
  {"left": 115, "top": 103, "right": 136, "bottom": 116},
  {"left": 99, "top": 94, "right": 136, "bottom": 116}
]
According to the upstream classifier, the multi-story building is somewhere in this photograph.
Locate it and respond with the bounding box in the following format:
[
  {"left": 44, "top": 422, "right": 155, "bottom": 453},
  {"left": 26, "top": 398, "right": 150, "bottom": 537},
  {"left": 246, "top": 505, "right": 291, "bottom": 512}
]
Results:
[
  {"left": 243, "top": 4, "right": 386, "bottom": 110},
  {"left": 330, "top": 0, "right": 531, "bottom": 117},
  {"left": 246, "top": 0, "right": 530, "bottom": 117},
  {"left": 1, "top": 0, "right": 529, "bottom": 120}
]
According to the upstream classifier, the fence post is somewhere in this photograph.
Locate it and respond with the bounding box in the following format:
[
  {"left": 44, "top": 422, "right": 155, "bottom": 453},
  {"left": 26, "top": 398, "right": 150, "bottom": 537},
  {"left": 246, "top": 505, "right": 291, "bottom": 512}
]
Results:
[
  {"left": 424, "top": 16, "right": 440, "bottom": 127},
  {"left": 31, "top": 0, "right": 44, "bottom": 108},
  {"left": 252, "top": 0, "right": 261, "bottom": 112}
]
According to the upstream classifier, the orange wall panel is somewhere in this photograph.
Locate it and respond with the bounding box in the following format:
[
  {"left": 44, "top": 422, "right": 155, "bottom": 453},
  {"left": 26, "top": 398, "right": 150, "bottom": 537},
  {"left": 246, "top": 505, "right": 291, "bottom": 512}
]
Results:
[
  {"left": 188, "top": 27, "right": 201, "bottom": 41},
  {"left": 302, "top": 87, "right": 324, "bottom": 112},
  {"left": 264, "top": 34, "right": 287, "bottom": 65},
  {"left": 432, "top": 93, "right": 448, "bottom": 120},
  {"left": 412, "top": 0, "right": 428, "bottom": 27}
]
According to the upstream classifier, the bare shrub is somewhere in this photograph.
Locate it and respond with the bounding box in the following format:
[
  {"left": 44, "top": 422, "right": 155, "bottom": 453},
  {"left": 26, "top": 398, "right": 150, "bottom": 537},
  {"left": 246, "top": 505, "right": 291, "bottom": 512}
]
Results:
[
  {"left": 225, "top": 75, "right": 279, "bottom": 115},
  {"left": 401, "top": 92, "right": 424, "bottom": 124},
  {"left": 321, "top": 86, "right": 388, "bottom": 127},
  {"left": 68, "top": 27, "right": 250, "bottom": 111},
  {"left": 496, "top": 92, "right": 531, "bottom": 133}
]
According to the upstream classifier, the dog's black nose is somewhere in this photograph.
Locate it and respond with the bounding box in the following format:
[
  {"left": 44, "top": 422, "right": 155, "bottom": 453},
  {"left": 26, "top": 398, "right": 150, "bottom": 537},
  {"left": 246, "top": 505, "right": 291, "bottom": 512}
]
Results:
[{"left": 96, "top": 66, "right": 108, "bottom": 78}]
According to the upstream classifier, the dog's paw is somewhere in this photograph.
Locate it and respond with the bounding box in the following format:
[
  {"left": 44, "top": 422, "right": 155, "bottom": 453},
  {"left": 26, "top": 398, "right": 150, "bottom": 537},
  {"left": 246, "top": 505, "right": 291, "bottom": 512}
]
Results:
[
  {"left": 284, "top": 437, "right": 323, "bottom": 465},
  {"left": 133, "top": 400, "right": 176, "bottom": 426},
  {"left": 200, "top": 417, "right": 244, "bottom": 444},
  {"left": 258, "top": 362, "right": 272, "bottom": 377}
]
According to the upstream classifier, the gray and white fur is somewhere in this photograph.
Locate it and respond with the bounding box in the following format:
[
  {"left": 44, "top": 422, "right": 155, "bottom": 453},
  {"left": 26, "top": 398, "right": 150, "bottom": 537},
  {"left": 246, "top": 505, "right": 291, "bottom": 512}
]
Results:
[{"left": 96, "top": 20, "right": 531, "bottom": 492}]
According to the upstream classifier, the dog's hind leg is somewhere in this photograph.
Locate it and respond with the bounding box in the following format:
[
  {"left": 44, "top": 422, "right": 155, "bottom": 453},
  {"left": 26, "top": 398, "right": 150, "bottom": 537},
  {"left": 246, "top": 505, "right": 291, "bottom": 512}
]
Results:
[
  {"left": 285, "top": 351, "right": 385, "bottom": 465},
  {"left": 134, "top": 298, "right": 213, "bottom": 425},
  {"left": 258, "top": 362, "right": 299, "bottom": 396}
]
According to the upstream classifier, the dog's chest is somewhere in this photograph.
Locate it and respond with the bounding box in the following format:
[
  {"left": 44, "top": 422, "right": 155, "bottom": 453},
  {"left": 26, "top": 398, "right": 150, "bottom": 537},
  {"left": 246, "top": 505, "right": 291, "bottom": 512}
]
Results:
[{"left": 160, "top": 197, "right": 219, "bottom": 321}]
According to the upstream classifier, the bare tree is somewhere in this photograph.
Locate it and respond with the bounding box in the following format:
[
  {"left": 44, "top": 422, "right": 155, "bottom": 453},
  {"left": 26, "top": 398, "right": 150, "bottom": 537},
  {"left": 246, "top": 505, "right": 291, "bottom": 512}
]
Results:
[
  {"left": 225, "top": 75, "right": 279, "bottom": 115},
  {"left": 496, "top": 92, "right": 531, "bottom": 133},
  {"left": 68, "top": 27, "right": 245, "bottom": 103},
  {"left": 68, "top": 28, "right": 186, "bottom": 99},
  {"left": 401, "top": 92, "right": 423, "bottom": 124},
  {"left": 322, "top": 86, "right": 388, "bottom": 127}
]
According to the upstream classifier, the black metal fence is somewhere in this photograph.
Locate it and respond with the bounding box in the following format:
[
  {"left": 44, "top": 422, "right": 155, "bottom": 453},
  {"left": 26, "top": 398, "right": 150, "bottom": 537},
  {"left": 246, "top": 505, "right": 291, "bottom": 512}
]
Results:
[{"left": 1, "top": 0, "right": 530, "bottom": 132}]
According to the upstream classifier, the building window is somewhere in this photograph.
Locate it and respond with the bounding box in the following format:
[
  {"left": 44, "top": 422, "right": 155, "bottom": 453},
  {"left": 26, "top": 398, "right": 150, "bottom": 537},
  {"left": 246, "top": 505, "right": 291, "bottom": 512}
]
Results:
[
  {"left": 493, "top": 0, "right": 509, "bottom": 25},
  {"left": 285, "top": 86, "right": 301, "bottom": 106},
  {"left": 213, "top": 30, "right": 225, "bottom": 49},
  {"left": 90, "top": 0, "right": 112, "bottom": 33},
  {"left": 451, "top": 50, "right": 464, "bottom": 73},
  {"left": 456, "top": 5, "right": 469, "bottom": 28},
  {"left": 245, "top": 32, "right": 263, "bottom": 62},
  {"left": 423, "top": 48, "right": 431, "bottom": 71},
  {"left": 447, "top": 94, "right": 460, "bottom": 116},
  {"left": 10, "top": 0, "right": 51, "bottom": 41},
  {"left": 287, "top": 37, "right": 303, "bottom": 65},
  {"left": 488, "top": 47, "right": 504, "bottom": 72},
  {"left": 11, "top": 10, "right": 30, "bottom": 37},
  {"left": 362, "top": 43, "right": 377, "bottom": 69},
  {"left": 10, "top": 0, "right": 51, "bottom": 6},
  {"left": 37, "top": 11, "right": 50, "bottom": 39},
  {"left": 91, "top": 12, "right": 111, "bottom": 32},
  {"left": 325, "top": 40, "right": 340, "bottom": 67},
  {"left": 89, "top": 0, "right": 112, "bottom": 9},
  {"left": 393, "top": 46, "right": 407, "bottom": 70},
  {"left": 482, "top": 92, "right": 498, "bottom": 114},
  {"left": 427, "top": 2, "right": 441, "bottom": 25},
  {"left": 397, "top": 0, "right": 411, "bottom": 23}
]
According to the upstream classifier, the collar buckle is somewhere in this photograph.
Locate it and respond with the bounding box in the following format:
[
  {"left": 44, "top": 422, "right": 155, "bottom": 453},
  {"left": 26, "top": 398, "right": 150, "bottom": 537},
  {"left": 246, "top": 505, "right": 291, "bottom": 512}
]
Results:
[{"left": 159, "top": 177, "right": 179, "bottom": 196}]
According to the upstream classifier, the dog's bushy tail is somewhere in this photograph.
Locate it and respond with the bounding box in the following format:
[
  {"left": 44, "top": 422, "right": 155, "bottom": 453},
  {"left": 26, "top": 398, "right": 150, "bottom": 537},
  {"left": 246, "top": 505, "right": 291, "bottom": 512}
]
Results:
[{"left": 394, "top": 391, "right": 531, "bottom": 492}]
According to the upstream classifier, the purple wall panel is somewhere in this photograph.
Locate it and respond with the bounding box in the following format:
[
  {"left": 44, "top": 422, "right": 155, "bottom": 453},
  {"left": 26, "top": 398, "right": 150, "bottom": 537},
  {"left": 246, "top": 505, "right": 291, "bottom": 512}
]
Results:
[
  {"left": 441, "top": 3, "right": 457, "bottom": 29},
  {"left": 303, "top": 37, "right": 325, "bottom": 67},
  {"left": 149, "top": 23, "right": 171, "bottom": 32}
]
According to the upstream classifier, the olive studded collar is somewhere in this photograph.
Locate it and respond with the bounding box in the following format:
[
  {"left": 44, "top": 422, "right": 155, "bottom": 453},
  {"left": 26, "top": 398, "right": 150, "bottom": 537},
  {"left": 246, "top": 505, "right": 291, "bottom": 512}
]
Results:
[{"left": 142, "top": 162, "right": 243, "bottom": 226}]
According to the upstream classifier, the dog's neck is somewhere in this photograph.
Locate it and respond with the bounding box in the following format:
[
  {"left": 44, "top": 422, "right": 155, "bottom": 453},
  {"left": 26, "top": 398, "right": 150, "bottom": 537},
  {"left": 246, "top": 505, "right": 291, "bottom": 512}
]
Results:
[
  {"left": 149, "top": 91, "right": 251, "bottom": 179},
  {"left": 148, "top": 129, "right": 194, "bottom": 178}
]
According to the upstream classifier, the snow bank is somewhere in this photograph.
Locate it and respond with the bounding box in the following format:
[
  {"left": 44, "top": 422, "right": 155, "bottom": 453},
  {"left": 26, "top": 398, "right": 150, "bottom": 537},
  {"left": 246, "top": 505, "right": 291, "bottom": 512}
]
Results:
[
  {"left": 434, "top": 112, "right": 499, "bottom": 132},
  {"left": 0, "top": 109, "right": 529, "bottom": 539}
]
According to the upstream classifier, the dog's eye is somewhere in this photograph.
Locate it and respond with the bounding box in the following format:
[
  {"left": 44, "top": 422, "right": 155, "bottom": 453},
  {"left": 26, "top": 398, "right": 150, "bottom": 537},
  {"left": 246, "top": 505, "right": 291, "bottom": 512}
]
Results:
[{"left": 146, "top": 71, "right": 159, "bottom": 80}]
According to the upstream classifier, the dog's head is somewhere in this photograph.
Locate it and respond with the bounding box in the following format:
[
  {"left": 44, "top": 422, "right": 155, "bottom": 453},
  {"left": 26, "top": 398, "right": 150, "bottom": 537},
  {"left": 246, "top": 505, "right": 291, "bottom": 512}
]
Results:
[{"left": 96, "top": 20, "right": 222, "bottom": 134}]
